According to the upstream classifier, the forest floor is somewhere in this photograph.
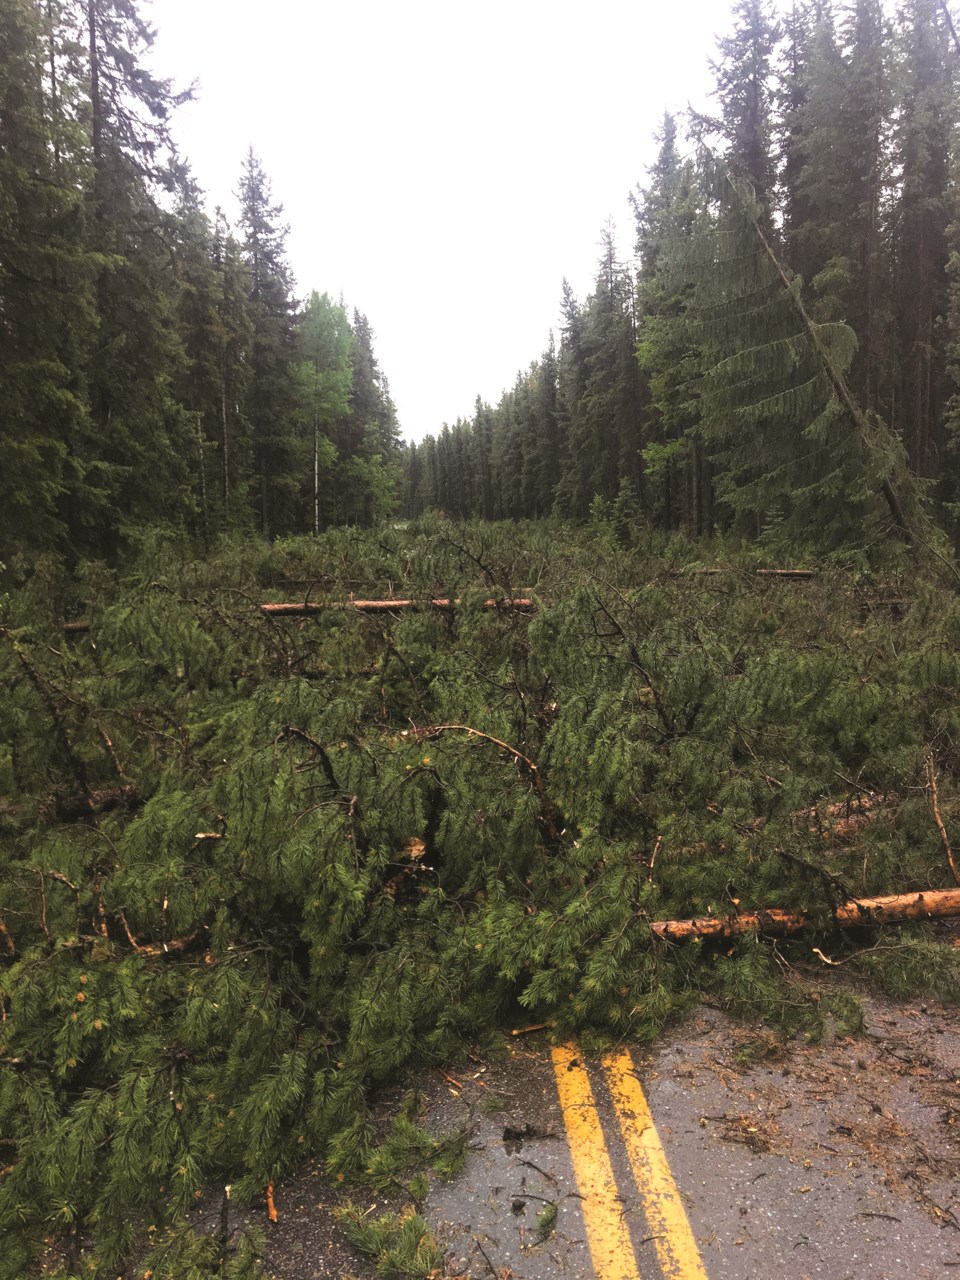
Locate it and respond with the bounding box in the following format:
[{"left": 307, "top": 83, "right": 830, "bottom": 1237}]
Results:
[{"left": 249, "top": 975, "right": 960, "bottom": 1280}]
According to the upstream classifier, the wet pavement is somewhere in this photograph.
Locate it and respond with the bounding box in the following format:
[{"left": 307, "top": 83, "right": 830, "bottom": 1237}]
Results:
[
  {"left": 254, "top": 992, "right": 960, "bottom": 1279},
  {"left": 418, "top": 997, "right": 960, "bottom": 1279}
]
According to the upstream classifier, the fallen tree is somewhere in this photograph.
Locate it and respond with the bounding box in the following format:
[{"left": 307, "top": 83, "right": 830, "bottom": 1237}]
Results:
[
  {"left": 650, "top": 888, "right": 960, "bottom": 943},
  {"left": 62, "top": 597, "right": 537, "bottom": 632},
  {"left": 3, "top": 523, "right": 959, "bottom": 1279}
]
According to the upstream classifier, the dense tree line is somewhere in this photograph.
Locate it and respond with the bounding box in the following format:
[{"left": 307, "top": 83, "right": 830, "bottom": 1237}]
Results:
[
  {"left": 404, "top": 0, "right": 960, "bottom": 554},
  {"left": 0, "top": 0, "right": 400, "bottom": 563}
]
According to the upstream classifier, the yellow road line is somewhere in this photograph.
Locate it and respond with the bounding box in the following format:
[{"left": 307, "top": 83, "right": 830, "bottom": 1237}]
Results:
[
  {"left": 550, "top": 1043, "right": 642, "bottom": 1280},
  {"left": 602, "top": 1048, "right": 709, "bottom": 1280}
]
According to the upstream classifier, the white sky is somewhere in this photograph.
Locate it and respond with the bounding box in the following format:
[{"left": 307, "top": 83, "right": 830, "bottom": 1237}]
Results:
[{"left": 147, "top": 0, "right": 732, "bottom": 441}]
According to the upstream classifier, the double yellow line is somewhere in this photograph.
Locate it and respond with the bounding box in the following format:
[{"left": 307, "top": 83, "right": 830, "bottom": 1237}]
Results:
[{"left": 551, "top": 1044, "right": 708, "bottom": 1280}]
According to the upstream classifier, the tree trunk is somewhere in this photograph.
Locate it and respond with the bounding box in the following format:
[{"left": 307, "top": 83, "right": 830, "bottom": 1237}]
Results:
[
  {"left": 220, "top": 347, "right": 230, "bottom": 522},
  {"left": 195, "top": 413, "right": 208, "bottom": 540},
  {"left": 313, "top": 416, "right": 319, "bottom": 536},
  {"left": 259, "top": 454, "right": 269, "bottom": 536},
  {"left": 649, "top": 888, "right": 960, "bottom": 943},
  {"left": 87, "top": 1, "right": 101, "bottom": 170},
  {"left": 47, "top": 1, "right": 60, "bottom": 173}
]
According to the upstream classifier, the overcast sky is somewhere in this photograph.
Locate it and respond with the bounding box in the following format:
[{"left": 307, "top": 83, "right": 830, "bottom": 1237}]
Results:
[{"left": 148, "top": 0, "right": 732, "bottom": 441}]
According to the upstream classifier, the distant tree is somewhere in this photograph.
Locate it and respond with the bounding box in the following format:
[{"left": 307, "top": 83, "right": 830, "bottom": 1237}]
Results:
[
  {"left": 634, "top": 119, "right": 706, "bottom": 532},
  {"left": 210, "top": 210, "right": 255, "bottom": 527},
  {"left": 555, "top": 229, "right": 642, "bottom": 516},
  {"left": 334, "top": 310, "right": 401, "bottom": 524},
  {"left": 238, "top": 148, "right": 299, "bottom": 536},
  {"left": 533, "top": 335, "right": 563, "bottom": 514},
  {"left": 295, "top": 292, "right": 352, "bottom": 533}
]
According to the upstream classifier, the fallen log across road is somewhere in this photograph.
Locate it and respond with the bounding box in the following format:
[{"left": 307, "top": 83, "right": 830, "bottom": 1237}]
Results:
[
  {"left": 259, "top": 597, "right": 536, "bottom": 615},
  {"left": 61, "top": 597, "right": 537, "bottom": 633},
  {"left": 649, "top": 888, "right": 960, "bottom": 942}
]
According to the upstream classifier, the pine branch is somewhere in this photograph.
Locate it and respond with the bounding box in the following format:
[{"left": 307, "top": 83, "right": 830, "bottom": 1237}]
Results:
[
  {"left": 772, "top": 846, "right": 853, "bottom": 907},
  {"left": 412, "top": 723, "right": 562, "bottom": 847},
  {"left": 1, "top": 626, "right": 93, "bottom": 803},
  {"left": 590, "top": 595, "right": 675, "bottom": 736},
  {"left": 95, "top": 724, "right": 127, "bottom": 783},
  {"left": 117, "top": 908, "right": 202, "bottom": 957},
  {"left": 38, "top": 868, "right": 82, "bottom": 938},
  {"left": 281, "top": 725, "right": 346, "bottom": 799}
]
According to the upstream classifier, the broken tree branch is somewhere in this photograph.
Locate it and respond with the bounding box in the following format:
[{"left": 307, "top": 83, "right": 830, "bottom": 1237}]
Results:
[
  {"left": 1, "top": 626, "right": 92, "bottom": 802},
  {"left": 116, "top": 908, "right": 204, "bottom": 958},
  {"left": 412, "top": 723, "right": 561, "bottom": 847},
  {"left": 925, "top": 754, "right": 960, "bottom": 886}
]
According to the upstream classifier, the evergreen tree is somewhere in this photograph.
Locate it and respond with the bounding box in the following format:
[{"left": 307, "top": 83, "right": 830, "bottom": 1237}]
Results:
[
  {"left": 0, "top": 0, "right": 95, "bottom": 556},
  {"left": 238, "top": 148, "right": 299, "bottom": 536},
  {"left": 348, "top": 311, "right": 400, "bottom": 456},
  {"left": 557, "top": 228, "right": 642, "bottom": 514},
  {"left": 892, "top": 0, "right": 956, "bottom": 476},
  {"left": 707, "top": 0, "right": 781, "bottom": 220},
  {"left": 335, "top": 310, "right": 400, "bottom": 525},
  {"left": 171, "top": 194, "right": 257, "bottom": 536},
  {"left": 465, "top": 396, "right": 490, "bottom": 520},
  {"left": 785, "top": 0, "right": 895, "bottom": 418},
  {"left": 634, "top": 116, "right": 707, "bottom": 532},
  {"left": 76, "top": 0, "right": 196, "bottom": 552},
  {"left": 686, "top": 161, "right": 920, "bottom": 548},
  {"left": 777, "top": 1, "right": 817, "bottom": 282},
  {"left": 171, "top": 180, "right": 226, "bottom": 539},
  {"left": 532, "top": 338, "right": 562, "bottom": 516},
  {"left": 554, "top": 278, "right": 587, "bottom": 515},
  {"left": 210, "top": 209, "right": 255, "bottom": 528}
]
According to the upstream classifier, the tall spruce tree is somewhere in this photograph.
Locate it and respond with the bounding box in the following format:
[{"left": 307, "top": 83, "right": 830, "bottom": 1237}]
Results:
[
  {"left": 171, "top": 179, "right": 227, "bottom": 540},
  {"left": 533, "top": 337, "right": 562, "bottom": 515},
  {"left": 557, "top": 226, "right": 642, "bottom": 514},
  {"left": 76, "top": 0, "right": 195, "bottom": 553},
  {"left": 634, "top": 115, "right": 708, "bottom": 532},
  {"left": 209, "top": 209, "right": 255, "bottom": 528},
  {"left": 686, "top": 160, "right": 920, "bottom": 549},
  {"left": 786, "top": 0, "right": 896, "bottom": 417},
  {"left": 892, "top": 0, "right": 956, "bottom": 477},
  {"left": 237, "top": 149, "right": 299, "bottom": 536},
  {"left": 336, "top": 309, "right": 400, "bottom": 525},
  {"left": 554, "top": 278, "right": 587, "bottom": 515},
  {"left": 707, "top": 0, "right": 781, "bottom": 220},
  {"left": 0, "top": 0, "right": 95, "bottom": 556}
]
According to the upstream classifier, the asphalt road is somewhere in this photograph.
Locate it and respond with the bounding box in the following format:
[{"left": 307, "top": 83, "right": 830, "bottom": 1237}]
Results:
[{"left": 421, "top": 997, "right": 960, "bottom": 1279}]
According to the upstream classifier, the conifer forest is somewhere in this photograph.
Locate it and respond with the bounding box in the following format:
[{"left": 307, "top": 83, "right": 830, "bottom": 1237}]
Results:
[{"left": 3, "top": 1, "right": 960, "bottom": 1277}]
